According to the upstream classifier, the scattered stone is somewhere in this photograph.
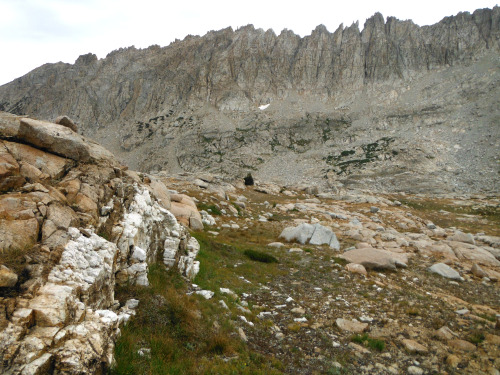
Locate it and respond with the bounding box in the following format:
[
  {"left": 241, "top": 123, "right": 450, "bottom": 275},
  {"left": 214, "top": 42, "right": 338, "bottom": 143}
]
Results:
[
  {"left": 455, "top": 308, "right": 469, "bottom": 315},
  {"left": 429, "top": 263, "right": 462, "bottom": 280},
  {"left": 268, "top": 242, "right": 284, "bottom": 248},
  {"left": 448, "top": 339, "right": 476, "bottom": 352},
  {"left": 370, "top": 206, "right": 379, "bottom": 213},
  {"left": 336, "top": 318, "right": 368, "bottom": 333},
  {"left": 348, "top": 342, "right": 370, "bottom": 354},
  {"left": 238, "top": 327, "right": 247, "bottom": 342},
  {"left": 195, "top": 290, "right": 214, "bottom": 299},
  {"left": 446, "top": 354, "right": 460, "bottom": 367},
  {"left": 346, "top": 263, "right": 367, "bottom": 276},
  {"left": 471, "top": 263, "right": 488, "bottom": 278},
  {"left": 402, "top": 339, "right": 428, "bottom": 354},
  {"left": 436, "top": 326, "right": 457, "bottom": 341},
  {"left": 0, "top": 265, "right": 18, "bottom": 287},
  {"left": 220, "top": 288, "right": 238, "bottom": 299},
  {"left": 294, "top": 317, "right": 307, "bottom": 322},
  {"left": 407, "top": 365, "right": 424, "bottom": 375}
]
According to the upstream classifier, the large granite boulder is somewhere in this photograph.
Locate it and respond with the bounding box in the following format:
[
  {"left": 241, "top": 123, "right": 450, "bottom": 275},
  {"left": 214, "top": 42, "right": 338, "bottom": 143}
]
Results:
[
  {"left": 340, "top": 247, "right": 408, "bottom": 270},
  {"left": 17, "top": 118, "right": 116, "bottom": 164},
  {"left": 280, "top": 223, "right": 340, "bottom": 249}
]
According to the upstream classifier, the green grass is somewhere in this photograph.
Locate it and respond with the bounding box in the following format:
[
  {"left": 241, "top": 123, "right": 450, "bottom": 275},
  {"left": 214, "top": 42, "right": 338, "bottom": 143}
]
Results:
[
  {"left": 111, "top": 264, "right": 283, "bottom": 375},
  {"left": 468, "top": 330, "right": 485, "bottom": 344},
  {"left": 192, "top": 232, "right": 285, "bottom": 294},
  {"left": 197, "top": 203, "right": 222, "bottom": 216},
  {"left": 351, "top": 334, "right": 385, "bottom": 351}
]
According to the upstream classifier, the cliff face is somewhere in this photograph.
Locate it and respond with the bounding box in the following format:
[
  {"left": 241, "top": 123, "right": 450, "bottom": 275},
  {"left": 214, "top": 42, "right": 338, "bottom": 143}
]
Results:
[
  {"left": 0, "top": 7, "right": 499, "bottom": 194},
  {"left": 0, "top": 112, "right": 201, "bottom": 374}
]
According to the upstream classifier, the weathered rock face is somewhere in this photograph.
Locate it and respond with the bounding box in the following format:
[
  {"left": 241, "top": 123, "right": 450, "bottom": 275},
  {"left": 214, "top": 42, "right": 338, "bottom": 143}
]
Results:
[
  {"left": 0, "top": 114, "right": 201, "bottom": 373},
  {"left": 0, "top": 8, "right": 499, "bottom": 194}
]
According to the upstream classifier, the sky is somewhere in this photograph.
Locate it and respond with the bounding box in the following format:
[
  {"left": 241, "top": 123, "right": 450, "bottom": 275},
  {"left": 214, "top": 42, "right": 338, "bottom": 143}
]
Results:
[{"left": 0, "top": 0, "right": 498, "bottom": 86}]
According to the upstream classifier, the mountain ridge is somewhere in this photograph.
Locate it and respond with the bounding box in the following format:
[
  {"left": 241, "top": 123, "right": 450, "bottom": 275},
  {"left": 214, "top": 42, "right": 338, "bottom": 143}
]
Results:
[{"left": 0, "top": 7, "right": 499, "bottom": 194}]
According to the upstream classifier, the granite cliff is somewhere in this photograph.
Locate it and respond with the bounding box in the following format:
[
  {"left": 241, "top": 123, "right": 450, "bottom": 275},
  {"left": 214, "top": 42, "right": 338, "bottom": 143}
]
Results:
[
  {"left": 0, "top": 7, "right": 499, "bottom": 194},
  {"left": 0, "top": 112, "right": 202, "bottom": 373}
]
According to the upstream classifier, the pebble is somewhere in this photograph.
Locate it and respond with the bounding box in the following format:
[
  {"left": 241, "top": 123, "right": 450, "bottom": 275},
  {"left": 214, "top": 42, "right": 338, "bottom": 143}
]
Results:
[{"left": 407, "top": 365, "right": 424, "bottom": 375}]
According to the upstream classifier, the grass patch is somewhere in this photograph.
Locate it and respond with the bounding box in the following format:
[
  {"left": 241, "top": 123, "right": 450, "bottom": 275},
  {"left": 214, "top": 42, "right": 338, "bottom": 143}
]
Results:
[
  {"left": 468, "top": 330, "right": 485, "bottom": 344},
  {"left": 351, "top": 334, "right": 385, "bottom": 351},
  {"left": 197, "top": 203, "right": 222, "bottom": 216},
  {"left": 244, "top": 249, "right": 278, "bottom": 263},
  {"left": 476, "top": 313, "right": 496, "bottom": 322},
  {"left": 397, "top": 197, "right": 500, "bottom": 236},
  {"left": 191, "top": 232, "right": 285, "bottom": 295},
  {"left": 331, "top": 257, "right": 348, "bottom": 266},
  {"left": 112, "top": 264, "right": 283, "bottom": 374}
]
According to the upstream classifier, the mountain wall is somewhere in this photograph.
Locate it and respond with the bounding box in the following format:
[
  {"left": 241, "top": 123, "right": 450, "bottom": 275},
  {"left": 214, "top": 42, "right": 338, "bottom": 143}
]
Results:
[{"left": 0, "top": 7, "right": 499, "bottom": 194}]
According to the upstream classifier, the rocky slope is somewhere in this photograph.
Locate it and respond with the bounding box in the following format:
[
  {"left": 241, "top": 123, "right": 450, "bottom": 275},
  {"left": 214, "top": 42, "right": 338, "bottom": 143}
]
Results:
[
  {"left": 131, "top": 173, "right": 500, "bottom": 374},
  {"left": 1, "top": 111, "right": 499, "bottom": 374},
  {"left": 0, "top": 112, "right": 202, "bottom": 374},
  {"left": 0, "top": 8, "right": 499, "bottom": 194}
]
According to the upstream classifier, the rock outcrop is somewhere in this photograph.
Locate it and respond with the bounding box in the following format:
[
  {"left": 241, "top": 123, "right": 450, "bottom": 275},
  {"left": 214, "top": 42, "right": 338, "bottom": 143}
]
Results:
[
  {"left": 0, "top": 113, "right": 201, "bottom": 374},
  {"left": 0, "top": 7, "right": 498, "bottom": 194}
]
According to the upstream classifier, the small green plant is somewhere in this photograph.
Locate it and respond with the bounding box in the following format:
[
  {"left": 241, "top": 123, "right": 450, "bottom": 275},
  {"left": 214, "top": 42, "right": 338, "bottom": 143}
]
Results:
[
  {"left": 468, "top": 330, "right": 485, "bottom": 344},
  {"left": 97, "top": 230, "right": 110, "bottom": 241},
  {"left": 332, "top": 257, "right": 348, "bottom": 266},
  {"left": 351, "top": 334, "right": 385, "bottom": 351},
  {"left": 406, "top": 307, "right": 420, "bottom": 316},
  {"left": 244, "top": 249, "right": 278, "bottom": 263}
]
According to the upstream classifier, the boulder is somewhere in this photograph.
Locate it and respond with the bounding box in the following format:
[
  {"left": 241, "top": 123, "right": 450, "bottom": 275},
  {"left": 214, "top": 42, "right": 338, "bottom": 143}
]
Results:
[
  {"left": 4, "top": 141, "right": 71, "bottom": 179},
  {"left": 428, "top": 263, "right": 462, "bottom": 280},
  {"left": 169, "top": 194, "right": 202, "bottom": 229},
  {"left": 146, "top": 177, "right": 171, "bottom": 210},
  {"left": 345, "top": 263, "right": 367, "bottom": 276},
  {"left": 194, "top": 178, "right": 208, "bottom": 188},
  {"left": 55, "top": 115, "right": 78, "bottom": 132},
  {"left": 280, "top": 223, "right": 316, "bottom": 245},
  {"left": 449, "top": 242, "right": 500, "bottom": 267},
  {"left": 448, "top": 230, "right": 475, "bottom": 245},
  {"left": 280, "top": 223, "right": 340, "bottom": 249},
  {"left": 340, "top": 248, "right": 408, "bottom": 270},
  {"left": 18, "top": 118, "right": 116, "bottom": 164}
]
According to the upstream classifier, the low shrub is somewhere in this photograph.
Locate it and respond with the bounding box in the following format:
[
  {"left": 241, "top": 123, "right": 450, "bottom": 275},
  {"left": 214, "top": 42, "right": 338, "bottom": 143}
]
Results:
[
  {"left": 244, "top": 249, "right": 278, "bottom": 263},
  {"left": 351, "top": 334, "right": 385, "bottom": 351}
]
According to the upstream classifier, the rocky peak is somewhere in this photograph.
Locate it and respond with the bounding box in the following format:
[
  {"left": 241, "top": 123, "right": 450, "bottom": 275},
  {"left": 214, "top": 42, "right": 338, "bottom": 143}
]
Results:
[{"left": 0, "top": 7, "right": 498, "bottom": 194}]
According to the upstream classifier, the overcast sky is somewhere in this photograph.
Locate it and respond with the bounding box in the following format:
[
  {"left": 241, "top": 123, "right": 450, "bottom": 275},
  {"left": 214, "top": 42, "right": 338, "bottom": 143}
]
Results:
[{"left": 0, "top": 0, "right": 497, "bottom": 86}]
